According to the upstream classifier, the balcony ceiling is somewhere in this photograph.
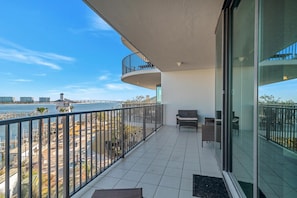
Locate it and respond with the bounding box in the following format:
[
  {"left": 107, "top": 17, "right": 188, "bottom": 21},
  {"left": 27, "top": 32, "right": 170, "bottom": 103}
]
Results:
[{"left": 84, "top": 0, "right": 224, "bottom": 72}]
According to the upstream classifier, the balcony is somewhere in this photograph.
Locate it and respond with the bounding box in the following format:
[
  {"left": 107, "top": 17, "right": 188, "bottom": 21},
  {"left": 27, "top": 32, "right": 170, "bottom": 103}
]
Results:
[
  {"left": 122, "top": 53, "right": 161, "bottom": 89},
  {"left": 0, "top": 104, "right": 163, "bottom": 197},
  {"left": 1, "top": 104, "right": 296, "bottom": 197}
]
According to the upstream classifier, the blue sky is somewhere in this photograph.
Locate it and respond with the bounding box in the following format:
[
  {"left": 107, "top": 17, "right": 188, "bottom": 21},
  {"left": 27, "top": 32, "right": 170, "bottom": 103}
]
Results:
[
  {"left": 0, "top": 1, "right": 155, "bottom": 101},
  {"left": 259, "top": 79, "right": 297, "bottom": 102}
]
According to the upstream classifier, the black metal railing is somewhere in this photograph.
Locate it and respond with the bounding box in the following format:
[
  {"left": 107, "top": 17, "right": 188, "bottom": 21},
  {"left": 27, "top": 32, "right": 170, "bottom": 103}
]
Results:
[
  {"left": 122, "top": 52, "right": 155, "bottom": 75},
  {"left": 0, "top": 104, "right": 163, "bottom": 198},
  {"left": 259, "top": 104, "right": 297, "bottom": 152}
]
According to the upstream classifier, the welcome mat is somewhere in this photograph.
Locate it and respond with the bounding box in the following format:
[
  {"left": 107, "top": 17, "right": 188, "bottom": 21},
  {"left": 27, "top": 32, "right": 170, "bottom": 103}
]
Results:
[
  {"left": 92, "top": 188, "right": 143, "bottom": 198},
  {"left": 193, "top": 175, "right": 229, "bottom": 198}
]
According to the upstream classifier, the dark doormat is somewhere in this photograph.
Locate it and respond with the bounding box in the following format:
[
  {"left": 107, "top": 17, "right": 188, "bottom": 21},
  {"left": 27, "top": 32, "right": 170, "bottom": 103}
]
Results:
[{"left": 193, "top": 175, "right": 229, "bottom": 198}]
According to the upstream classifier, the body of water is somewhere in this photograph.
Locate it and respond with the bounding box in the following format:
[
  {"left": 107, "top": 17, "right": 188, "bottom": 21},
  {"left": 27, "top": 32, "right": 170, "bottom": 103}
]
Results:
[
  {"left": 0, "top": 102, "right": 122, "bottom": 114},
  {"left": 0, "top": 102, "right": 122, "bottom": 140}
]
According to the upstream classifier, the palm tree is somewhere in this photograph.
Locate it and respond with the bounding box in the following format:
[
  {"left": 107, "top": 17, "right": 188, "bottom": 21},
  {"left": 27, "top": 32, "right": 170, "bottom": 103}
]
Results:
[
  {"left": 36, "top": 107, "right": 48, "bottom": 114},
  {"left": 36, "top": 107, "right": 48, "bottom": 145}
]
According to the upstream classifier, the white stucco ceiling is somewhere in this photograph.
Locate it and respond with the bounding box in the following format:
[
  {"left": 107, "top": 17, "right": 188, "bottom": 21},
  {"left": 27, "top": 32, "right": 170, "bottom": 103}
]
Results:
[{"left": 84, "top": 0, "right": 224, "bottom": 72}]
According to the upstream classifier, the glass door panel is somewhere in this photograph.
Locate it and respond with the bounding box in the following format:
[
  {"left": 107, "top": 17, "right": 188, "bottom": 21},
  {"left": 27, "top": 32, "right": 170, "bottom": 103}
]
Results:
[
  {"left": 258, "top": 0, "right": 297, "bottom": 197},
  {"left": 231, "top": 0, "right": 255, "bottom": 197},
  {"left": 215, "top": 12, "right": 223, "bottom": 169}
]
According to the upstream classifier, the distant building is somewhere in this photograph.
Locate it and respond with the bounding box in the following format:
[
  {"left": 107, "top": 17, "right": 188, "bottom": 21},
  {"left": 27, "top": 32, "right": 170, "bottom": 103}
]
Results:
[
  {"left": 0, "top": 97, "right": 15, "bottom": 103},
  {"left": 20, "top": 97, "right": 34, "bottom": 103},
  {"left": 55, "top": 93, "right": 74, "bottom": 112},
  {"left": 39, "top": 97, "right": 50, "bottom": 103}
]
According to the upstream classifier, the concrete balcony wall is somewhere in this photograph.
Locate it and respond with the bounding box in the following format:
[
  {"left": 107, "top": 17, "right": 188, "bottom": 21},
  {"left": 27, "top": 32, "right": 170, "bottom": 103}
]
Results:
[{"left": 162, "top": 68, "right": 215, "bottom": 126}]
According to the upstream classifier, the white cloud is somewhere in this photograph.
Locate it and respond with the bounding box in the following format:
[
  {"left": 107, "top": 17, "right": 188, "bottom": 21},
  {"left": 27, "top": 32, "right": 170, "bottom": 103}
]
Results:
[
  {"left": 12, "top": 79, "right": 32, "bottom": 82},
  {"left": 98, "top": 74, "right": 109, "bottom": 81},
  {"left": 0, "top": 38, "right": 75, "bottom": 70},
  {"left": 106, "top": 83, "right": 134, "bottom": 90}
]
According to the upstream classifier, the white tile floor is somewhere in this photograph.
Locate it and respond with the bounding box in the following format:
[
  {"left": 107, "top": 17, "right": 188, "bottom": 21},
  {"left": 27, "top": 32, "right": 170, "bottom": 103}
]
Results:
[{"left": 72, "top": 125, "right": 221, "bottom": 198}]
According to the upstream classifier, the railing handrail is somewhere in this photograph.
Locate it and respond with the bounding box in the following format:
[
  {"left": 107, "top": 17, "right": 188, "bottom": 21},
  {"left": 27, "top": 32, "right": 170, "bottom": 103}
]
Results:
[
  {"left": 122, "top": 52, "right": 155, "bottom": 75},
  {"left": 0, "top": 103, "right": 159, "bottom": 125}
]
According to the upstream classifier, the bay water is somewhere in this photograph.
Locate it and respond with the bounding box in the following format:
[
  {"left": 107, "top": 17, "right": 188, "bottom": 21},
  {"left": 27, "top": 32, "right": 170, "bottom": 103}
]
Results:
[
  {"left": 0, "top": 102, "right": 122, "bottom": 140},
  {"left": 0, "top": 102, "right": 122, "bottom": 114}
]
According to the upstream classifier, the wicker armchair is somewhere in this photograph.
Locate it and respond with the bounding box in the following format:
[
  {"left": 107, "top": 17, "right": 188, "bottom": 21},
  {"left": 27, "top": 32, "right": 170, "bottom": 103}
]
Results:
[
  {"left": 202, "top": 117, "right": 215, "bottom": 147},
  {"left": 202, "top": 117, "right": 222, "bottom": 147}
]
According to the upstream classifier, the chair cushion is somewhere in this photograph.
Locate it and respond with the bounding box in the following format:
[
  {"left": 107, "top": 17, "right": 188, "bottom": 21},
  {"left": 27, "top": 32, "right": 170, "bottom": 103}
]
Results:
[{"left": 178, "top": 117, "right": 198, "bottom": 121}]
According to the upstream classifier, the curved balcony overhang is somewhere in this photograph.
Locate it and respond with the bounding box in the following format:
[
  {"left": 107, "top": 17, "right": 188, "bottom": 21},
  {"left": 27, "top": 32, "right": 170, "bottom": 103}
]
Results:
[
  {"left": 122, "top": 53, "right": 161, "bottom": 89},
  {"left": 122, "top": 69, "right": 161, "bottom": 90}
]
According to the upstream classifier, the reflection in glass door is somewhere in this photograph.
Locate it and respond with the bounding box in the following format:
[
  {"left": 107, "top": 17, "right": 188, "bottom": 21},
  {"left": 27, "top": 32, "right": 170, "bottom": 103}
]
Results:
[
  {"left": 215, "top": 12, "right": 223, "bottom": 169},
  {"left": 231, "top": 0, "right": 255, "bottom": 197},
  {"left": 258, "top": 0, "right": 297, "bottom": 197}
]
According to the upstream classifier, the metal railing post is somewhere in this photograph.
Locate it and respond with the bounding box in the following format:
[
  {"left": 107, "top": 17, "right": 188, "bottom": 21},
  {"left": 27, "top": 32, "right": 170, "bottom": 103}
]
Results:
[
  {"left": 47, "top": 118, "right": 51, "bottom": 198},
  {"left": 5, "top": 125, "right": 10, "bottom": 198},
  {"left": 143, "top": 107, "right": 146, "bottom": 141},
  {"left": 63, "top": 115, "right": 70, "bottom": 198},
  {"left": 121, "top": 109, "right": 125, "bottom": 158},
  {"left": 29, "top": 120, "right": 33, "bottom": 198},
  {"left": 17, "top": 123, "right": 22, "bottom": 198},
  {"left": 38, "top": 119, "right": 42, "bottom": 198},
  {"left": 155, "top": 105, "right": 157, "bottom": 131}
]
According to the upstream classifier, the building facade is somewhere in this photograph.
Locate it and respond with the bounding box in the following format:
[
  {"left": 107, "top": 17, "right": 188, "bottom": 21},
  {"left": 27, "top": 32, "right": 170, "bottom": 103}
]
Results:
[
  {"left": 19, "top": 97, "right": 34, "bottom": 103},
  {"left": 39, "top": 97, "right": 50, "bottom": 103},
  {"left": 84, "top": 0, "right": 297, "bottom": 197},
  {"left": 0, "top": 97, "right": 15, "bottom": 103}
]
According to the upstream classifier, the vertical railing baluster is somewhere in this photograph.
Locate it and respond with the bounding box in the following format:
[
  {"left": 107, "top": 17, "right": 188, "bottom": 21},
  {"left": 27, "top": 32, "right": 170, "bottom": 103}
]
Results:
[
  {"left": 103, "top": 112, "right": 106, "bottom": 171},
  {"left": 155, "top": 105, "right": 157, "bottom": 131},
  {"left": 28, "top": 120, "right": 32, "bottom": 198},
  {"left": 38, "top": 119, "right": 42, "bottom": 198},
  {"left": 121, "top": 109, "right": 125, "bottom": 158},
  {"left": 47, "top": 118, "right": 51, "bottom": 198},
  {"left": 143, "top": 106, "right": 146, "bottom": 140},
  {"left": 99, "top": 112, "right": 102, "bottom": 172},
  {"left": 5, "top": 124, "right": 10, "bottom": 198},
  {"left": 107, "top": 111, "right": 110, "bottom": 166},
  {"left": 17, "top": 122, "right": 22, "bottom": 198},
  {"left": 63, "top": 115, "right": 70, "bottom": 198},
  {"left": 85, "top": 114, "right": 88, "bottom": 181},
  {"left": 72, "top": 115, "right": 75, "bottom": 193},
  {"left": 113, "top": 110, "right": 116, "bottom": 162},
  {"left": 95, "top": 112, "right": 98, "bottom": 175},
  {"left": 90, "top": 113, "right": 93, "bottom": 179},
  {"left": 110, "top": 111, "right": 113, "bottom": 163},
  {"left": 79, "top": 114, "right": 82, "bottom": 188},
  {"left": 55, "top": 117, "right": 59, "bottom": 197}
]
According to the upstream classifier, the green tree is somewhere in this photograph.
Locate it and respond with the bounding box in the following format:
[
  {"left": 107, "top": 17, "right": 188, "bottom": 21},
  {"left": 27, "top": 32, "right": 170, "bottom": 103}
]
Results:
[
  {"left": 36, "top": 107, "right": 48, "bottom": 114},
  {"left": 36, "top": 107, "right": 48, "bottom": 145},
  {"left": 259, "top": 95, "right": 295, "bottom": 105},
  {"left": 259, "top": 95, "right": 280, "bottom": 104}
]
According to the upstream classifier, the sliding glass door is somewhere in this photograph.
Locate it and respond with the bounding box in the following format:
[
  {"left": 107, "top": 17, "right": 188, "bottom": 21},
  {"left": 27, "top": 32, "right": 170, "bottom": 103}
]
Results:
[
  {"left": 230, "top": 0, "right": 255, "bottom": 197},
  {"left": 258, "top": 0, "right": 297, "bottom": 197},
  {"left": 215, "top": 12, "right": 223, "bottom": 169}
]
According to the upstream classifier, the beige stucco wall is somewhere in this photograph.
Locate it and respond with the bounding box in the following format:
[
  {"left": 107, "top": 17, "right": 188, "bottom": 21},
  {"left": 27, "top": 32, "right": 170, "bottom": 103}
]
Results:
[{"left": 161, "top": 68, "right": 215, "bottom": 126}]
